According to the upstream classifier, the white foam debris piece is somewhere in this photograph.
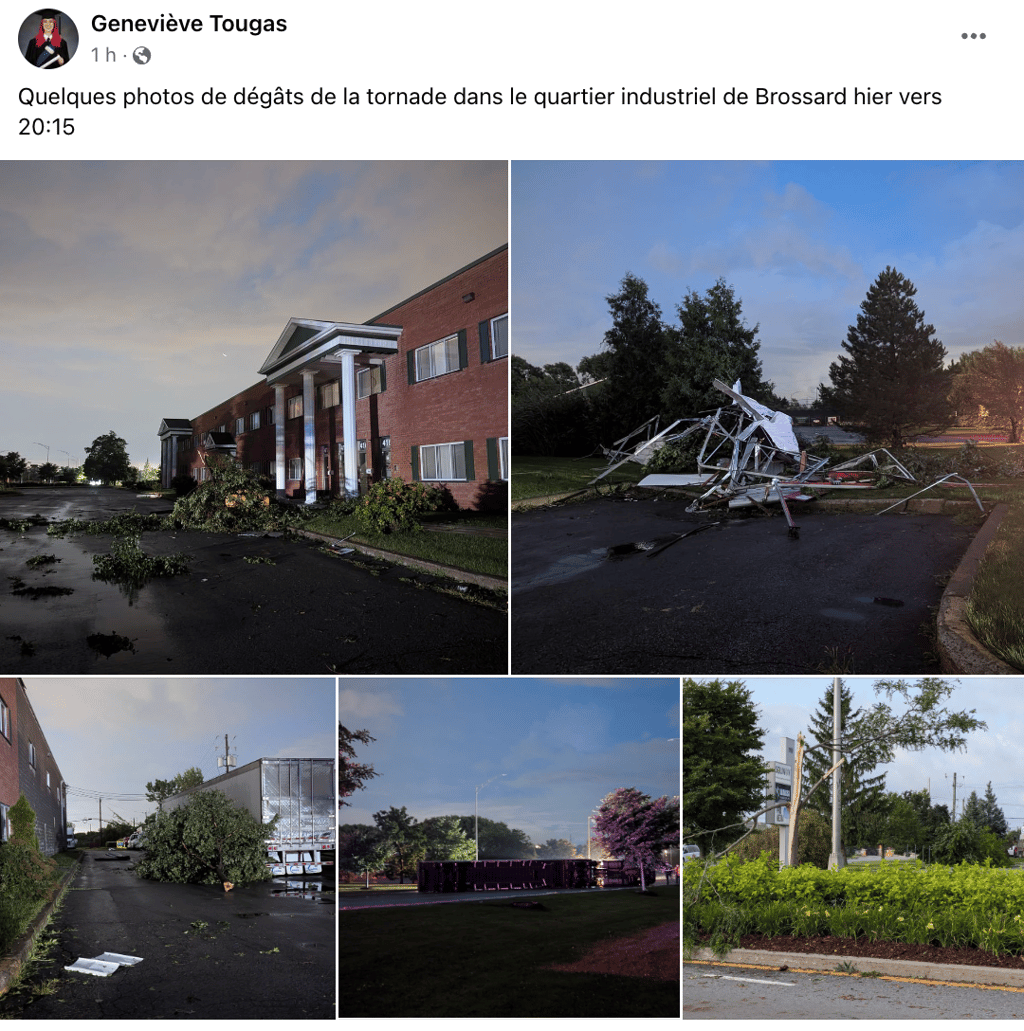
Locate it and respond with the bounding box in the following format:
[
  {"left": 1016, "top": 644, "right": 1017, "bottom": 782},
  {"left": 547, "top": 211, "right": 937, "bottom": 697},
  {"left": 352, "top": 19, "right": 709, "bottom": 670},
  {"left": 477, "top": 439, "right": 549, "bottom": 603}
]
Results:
[
  {"left": 94, "top": 952, "right": 144, "bottom": 966},
  {"left": 65, "top": 958, "right": 120, "bottom": 977}
]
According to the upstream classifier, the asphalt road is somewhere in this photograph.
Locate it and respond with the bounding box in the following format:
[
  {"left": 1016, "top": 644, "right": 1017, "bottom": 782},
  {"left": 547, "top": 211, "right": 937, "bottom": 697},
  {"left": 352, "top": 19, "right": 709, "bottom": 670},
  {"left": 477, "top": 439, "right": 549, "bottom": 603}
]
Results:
[
  {"left": 511, "top": 495, "right": 978, "bottom": 673},
  {"left": 3, "top": 852, "right": 335, "bottom": 1020},
  {"left": 0, "top": 487, "right": 506, "bottom": 673},
  {"left": 684, "top": 960, "right": 1024, "bottom": 1018},
  {"left": 339, "top": 885, "right": 639, "bottom": 909}
]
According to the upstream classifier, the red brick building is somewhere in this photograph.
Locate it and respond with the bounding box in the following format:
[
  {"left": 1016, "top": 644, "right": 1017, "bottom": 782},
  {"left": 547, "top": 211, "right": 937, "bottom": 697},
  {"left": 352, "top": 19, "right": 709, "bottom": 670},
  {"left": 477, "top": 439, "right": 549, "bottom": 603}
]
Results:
[
  {"left": 0, "top": 678, "right": 68, "bottom": 855},
  {"left": 159, "top": 246, "right": 508, "bottom": 510}
]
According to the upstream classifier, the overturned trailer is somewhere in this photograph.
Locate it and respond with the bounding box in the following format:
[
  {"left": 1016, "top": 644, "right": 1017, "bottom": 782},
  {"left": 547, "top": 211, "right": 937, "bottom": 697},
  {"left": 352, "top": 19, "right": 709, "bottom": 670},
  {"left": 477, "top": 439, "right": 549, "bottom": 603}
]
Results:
[
  {"left": 164, "top": 758, "right": 335, "bottom": 876},
  {"left": 418, "top": 859, "right": 597, "bottom": 893},
  {"left": 594, "top": 379, "right": 983, "bottom": 532}
]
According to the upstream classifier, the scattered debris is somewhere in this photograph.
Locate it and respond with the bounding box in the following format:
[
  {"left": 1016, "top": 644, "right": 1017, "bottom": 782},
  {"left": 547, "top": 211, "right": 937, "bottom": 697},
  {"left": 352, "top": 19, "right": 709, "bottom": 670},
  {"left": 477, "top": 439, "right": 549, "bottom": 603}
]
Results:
[
  {"left": 65, "top": 953, "right": 143, "bottom": 977},
  {"left": 589, "top": 379, "right": 985, "bottom": 534},
  {"left": 86, "top": 631, "right": 137, "bottom": 658}
]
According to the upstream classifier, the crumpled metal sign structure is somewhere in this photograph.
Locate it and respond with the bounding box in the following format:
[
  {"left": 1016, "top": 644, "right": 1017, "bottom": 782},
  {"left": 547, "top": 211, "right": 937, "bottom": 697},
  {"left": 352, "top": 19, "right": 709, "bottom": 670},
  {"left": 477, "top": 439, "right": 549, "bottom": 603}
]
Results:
[
  {"left": 65, "top": 952, "right": 143, "bottom": 977},
  {"left": 591, "top": 379, "right": 983, "bottom": 530}
]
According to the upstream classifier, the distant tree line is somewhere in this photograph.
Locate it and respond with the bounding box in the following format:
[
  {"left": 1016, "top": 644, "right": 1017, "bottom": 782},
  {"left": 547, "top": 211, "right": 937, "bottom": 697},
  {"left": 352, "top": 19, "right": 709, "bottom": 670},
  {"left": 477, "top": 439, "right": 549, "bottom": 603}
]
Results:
[{"left": 515, "top": 265, "right": 1024, "bottom": 459}]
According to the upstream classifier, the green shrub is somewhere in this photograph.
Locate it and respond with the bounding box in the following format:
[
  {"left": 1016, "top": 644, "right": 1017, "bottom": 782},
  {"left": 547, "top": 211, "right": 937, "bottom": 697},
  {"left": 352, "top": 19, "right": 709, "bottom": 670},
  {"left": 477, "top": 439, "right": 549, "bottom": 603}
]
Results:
[
  {"left": 355, "top": 477, "right": 451, "bottom": 534},
  {"left": 644, "top": 434, "right": 704, "bottom": 474},
  {"left": 135, "top": 790, "right": 276, "bottom": 886},
  {"left": 92, "top": 535, "right": 190, "bottom": 587},
  {"left": 0, "top": 796, "right": 59, "bottom": 953}
]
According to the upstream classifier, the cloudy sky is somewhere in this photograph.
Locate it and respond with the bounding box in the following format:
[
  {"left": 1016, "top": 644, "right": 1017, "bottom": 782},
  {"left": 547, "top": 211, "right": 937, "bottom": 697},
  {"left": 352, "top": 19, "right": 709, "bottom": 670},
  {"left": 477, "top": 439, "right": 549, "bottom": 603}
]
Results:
[
  {"left": 339, "top": 677, "right": 680, "bottom": 849},
  {"left": 0, "top": 160, "right": 507, "bottom": 470},
  {"left": 512, "top": 161, "right": 1024, "bottom": 404},
  {"left": 20, "top": 677, "right": 335, "bottom": 831},
  {"left": 690, "top": 675, "right": 1024, "bottom": 832}
]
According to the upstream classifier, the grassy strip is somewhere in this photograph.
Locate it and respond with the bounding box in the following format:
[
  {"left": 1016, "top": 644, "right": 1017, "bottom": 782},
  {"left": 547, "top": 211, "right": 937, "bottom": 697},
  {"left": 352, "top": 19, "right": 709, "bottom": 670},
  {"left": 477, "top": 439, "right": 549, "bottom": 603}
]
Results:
[
  {"left": 511, "top": 456, "right": 640, "bottom": 500},
  {"left": 303, "top": 513, "right": 506, "bottom": 579},
  {"left": 966, "top": 490, "right": 1024, "bottom": 670},
  {"left": 340, "top": 887, "right": 679, "bottom": 1017}
]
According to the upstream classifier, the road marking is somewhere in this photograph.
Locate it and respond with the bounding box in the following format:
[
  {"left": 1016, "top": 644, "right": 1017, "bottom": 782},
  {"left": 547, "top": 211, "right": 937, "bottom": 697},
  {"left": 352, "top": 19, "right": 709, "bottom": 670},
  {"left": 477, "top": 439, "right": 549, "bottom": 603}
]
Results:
[{"left": 703, "top": 974, "right": 796, "bottom": 986}]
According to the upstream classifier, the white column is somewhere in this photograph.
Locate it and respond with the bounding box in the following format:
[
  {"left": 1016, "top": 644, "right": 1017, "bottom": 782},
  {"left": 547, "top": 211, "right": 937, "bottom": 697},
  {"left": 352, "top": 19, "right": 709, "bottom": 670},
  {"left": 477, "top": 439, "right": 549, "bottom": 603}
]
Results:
[
  {"left": 302, "top": 370, "right": 317, "bottom": 504},
  {"left": 274, "top": 383, "right": 286, "bottom": 498},
  {"left": 339, "top": 350, "right": 358, "bottom": 497}
]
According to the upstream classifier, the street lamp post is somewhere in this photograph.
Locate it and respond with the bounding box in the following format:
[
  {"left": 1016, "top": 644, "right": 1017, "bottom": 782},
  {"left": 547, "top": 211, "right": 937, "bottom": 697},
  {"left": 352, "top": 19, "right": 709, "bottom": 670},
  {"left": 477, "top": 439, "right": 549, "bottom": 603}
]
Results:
[{"left": 475, "top": 774, "right": 506, "bottom": 861}]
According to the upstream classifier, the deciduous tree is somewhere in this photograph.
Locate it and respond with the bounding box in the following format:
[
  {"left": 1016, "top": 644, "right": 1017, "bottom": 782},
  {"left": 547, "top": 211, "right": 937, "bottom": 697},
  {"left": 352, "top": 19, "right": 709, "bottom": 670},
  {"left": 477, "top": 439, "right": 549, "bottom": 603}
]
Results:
[
  {"left": 821, "top": 267, "right": 952, "bottom": 447},
  {"left": 135, "top": 790, "right": 276, "bottom": 886},
  {"left": 420, "top": 815, "right": 476, "bottom": 861},
  {"left": 683, "top": 678, "right": 767, "bottom": 854},
  {"left": 339, "top": 724, "right": 377, "bottom": 807},
  {"left": 593, "top": 787, "right": 679, "bottom": 893},
  {"left": 373, "top": 806, "right": 425, "bottom": 884},
  {"left": 83, "top": 430, "right": 132, "bottom": 484},
  {"left": 950, "top": 341, "right": 1024, "bottom": 443},
  {"left": 145, "top": 766, "right": 206, "bottom": 807}
]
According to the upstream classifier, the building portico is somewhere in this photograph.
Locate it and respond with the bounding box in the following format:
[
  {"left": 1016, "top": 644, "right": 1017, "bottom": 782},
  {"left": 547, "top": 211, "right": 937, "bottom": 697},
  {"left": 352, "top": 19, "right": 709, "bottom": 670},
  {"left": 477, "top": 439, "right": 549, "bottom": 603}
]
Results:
[{"left": 258, "top": 319, "right": 401, "bottom": 502}]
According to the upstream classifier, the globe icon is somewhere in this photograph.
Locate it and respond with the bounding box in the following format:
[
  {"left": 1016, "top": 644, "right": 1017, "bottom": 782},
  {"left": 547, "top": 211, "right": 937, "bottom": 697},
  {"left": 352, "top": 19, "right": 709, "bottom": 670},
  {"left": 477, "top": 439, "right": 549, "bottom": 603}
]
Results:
[{"left": 132, "top": 47, "right": 151, "bottom": 64}]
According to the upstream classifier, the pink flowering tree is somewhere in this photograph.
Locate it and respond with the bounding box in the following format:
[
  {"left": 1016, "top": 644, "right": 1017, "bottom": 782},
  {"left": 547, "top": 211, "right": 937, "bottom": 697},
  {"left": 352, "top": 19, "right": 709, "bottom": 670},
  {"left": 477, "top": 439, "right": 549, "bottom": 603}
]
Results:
[{"left": 593, "top": 787, "right": 680, "bottom": 893}]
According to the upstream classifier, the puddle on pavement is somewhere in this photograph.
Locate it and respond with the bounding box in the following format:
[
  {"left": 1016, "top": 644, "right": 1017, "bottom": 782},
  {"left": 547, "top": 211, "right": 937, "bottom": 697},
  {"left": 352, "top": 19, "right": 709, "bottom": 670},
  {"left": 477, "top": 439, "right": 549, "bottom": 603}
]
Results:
[
  {"left": 0, "top": 525, "right": 176, "bottom": 669},
  {"left": 269, "top": 878, "right": 335, "bottom": 903}
]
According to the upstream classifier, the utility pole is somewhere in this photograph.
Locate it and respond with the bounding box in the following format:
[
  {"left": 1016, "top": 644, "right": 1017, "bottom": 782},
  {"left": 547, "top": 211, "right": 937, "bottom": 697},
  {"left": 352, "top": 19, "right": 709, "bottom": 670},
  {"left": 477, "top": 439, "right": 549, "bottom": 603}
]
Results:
[
  {"left": 99, "top": 798, "right": 103, "bottom": 840},
  {"left": 828, "top": 676, "right": 845, "bottom": 870},
  {"left": 218, "top": 734, "right": 236, "bottom": 775}
]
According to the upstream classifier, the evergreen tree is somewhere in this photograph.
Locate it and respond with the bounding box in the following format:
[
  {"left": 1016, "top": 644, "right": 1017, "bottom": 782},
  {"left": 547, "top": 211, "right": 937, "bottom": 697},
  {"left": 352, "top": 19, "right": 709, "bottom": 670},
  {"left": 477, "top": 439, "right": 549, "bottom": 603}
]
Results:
[
  {"left": 661, "top": 278, "right": 780, "bottom": 416},
  {"left": 590, "top": 272, "right": 668, "bottom": 440},
  {"left": 981, "top": 781, "right": 1008, "bottom": 837},
  {"left": 683, "top": 679, "right": 767, "bottom": 854},
  {"left": 801, "top": 680, "right": 887, "bottom": 850},
  {"left": 961, "top": 789, "right": 985, "bottom": 827},
  {"left": 821, "top": 267, "right": 953, "bottom": 447}
]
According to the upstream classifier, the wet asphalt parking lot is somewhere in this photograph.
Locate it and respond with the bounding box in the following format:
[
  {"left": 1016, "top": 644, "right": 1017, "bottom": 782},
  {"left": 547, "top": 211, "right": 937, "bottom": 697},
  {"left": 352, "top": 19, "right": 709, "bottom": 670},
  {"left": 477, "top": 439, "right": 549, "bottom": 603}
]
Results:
[
  {"left": 511, "top": 494, "right": 980, "bottom": 674},
  {"left": 0, "top": 487, "right": 506, "bottom": 673},
  {"left": 1, "top": 852, "right": 335, "bottom": 1020}
]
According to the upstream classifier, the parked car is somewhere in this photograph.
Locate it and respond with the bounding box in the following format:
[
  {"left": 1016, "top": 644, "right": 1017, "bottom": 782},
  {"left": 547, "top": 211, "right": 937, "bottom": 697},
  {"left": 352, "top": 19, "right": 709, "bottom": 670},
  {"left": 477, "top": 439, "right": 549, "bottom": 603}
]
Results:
[
  {"left": 66, "top": 836, "right": 77, "bottom": 849},
  {"left": 1008, "top": 846, "right": 1019, "bottom": 858},
  {"left": 127, "top": 830, "right": 147, "bottom": 850},
  {"left": 682, "top": 843, "right": 701, "bottom": 863}
]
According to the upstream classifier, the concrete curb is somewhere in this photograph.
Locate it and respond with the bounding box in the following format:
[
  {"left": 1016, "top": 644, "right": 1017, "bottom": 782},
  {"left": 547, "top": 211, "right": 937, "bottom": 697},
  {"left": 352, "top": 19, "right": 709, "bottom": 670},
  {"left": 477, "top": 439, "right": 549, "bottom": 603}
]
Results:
[
  {"left": 293, "top": 529, "right": 507, "bottom": 593},
  {"left": 935, "top": 502, "right": 1017, "bottom": 674},
  {"left": 687, "top": 945, "right": 1024, "bottom": 988},
  {"left": 0, "top": 857, "right": 80, "bottom": 997}
]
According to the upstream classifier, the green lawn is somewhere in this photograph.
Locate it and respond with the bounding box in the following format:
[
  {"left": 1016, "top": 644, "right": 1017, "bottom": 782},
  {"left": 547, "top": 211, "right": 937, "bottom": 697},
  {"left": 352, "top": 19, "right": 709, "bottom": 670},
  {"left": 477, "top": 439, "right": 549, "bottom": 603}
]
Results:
[
  {"left": 300, "top": 512, "right": 506, "bottom": 580},
  {"left": 339, "top": 887, "right": 679, "bottom": 1017},
  {"left": 511, "top": 456, "right": 641, "bottom": 501}
]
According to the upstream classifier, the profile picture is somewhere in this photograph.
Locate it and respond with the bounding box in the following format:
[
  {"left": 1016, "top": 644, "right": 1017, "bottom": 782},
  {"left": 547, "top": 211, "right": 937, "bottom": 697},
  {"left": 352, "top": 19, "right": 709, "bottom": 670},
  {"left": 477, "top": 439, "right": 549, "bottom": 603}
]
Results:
[{"left": 20, "top": 8, "right": 78, "bottom": 68}]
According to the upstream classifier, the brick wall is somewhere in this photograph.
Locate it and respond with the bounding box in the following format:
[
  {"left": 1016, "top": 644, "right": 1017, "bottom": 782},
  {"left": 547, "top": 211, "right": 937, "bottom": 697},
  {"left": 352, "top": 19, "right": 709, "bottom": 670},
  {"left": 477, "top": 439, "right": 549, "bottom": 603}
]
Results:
[
  {"left": 0, "top": 679, "right": 19, "bottom": 819},
  {"left": 15, "top": 681, "right": 66, "bottom": 855},
  {"left": 174, "top": 247, "right": 508, "bottom": 510}
]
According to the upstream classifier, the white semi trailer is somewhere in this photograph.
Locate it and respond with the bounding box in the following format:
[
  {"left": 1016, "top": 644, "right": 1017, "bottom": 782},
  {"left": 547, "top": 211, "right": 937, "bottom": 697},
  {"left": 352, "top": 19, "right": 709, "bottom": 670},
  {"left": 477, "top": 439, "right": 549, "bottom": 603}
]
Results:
[{"left": 164, "top": 757, "right": 335, "bottom": 876}]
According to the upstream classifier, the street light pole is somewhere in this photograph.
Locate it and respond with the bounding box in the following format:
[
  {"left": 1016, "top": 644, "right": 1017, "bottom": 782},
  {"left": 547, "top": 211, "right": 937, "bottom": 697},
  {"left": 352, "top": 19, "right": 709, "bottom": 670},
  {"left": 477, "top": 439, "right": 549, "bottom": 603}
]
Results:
[{"left": 475, "top": 774, "right": 506, "bottom": 861}]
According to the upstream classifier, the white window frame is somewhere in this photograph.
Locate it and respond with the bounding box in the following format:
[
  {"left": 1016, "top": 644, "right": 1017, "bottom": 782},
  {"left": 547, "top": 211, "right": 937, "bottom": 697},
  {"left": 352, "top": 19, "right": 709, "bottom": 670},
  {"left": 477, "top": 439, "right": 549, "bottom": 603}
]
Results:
[
  {"left": 415, "top": 334, "right": 460, "bottom": 382},
  {"left": 0, "top": 803, "right": 9, "bottom": 844},
  {"left": 29, "top": 741, "right": 36, "bottom": 768},
  {"left": 491, "top": 313, "right": 509, "bottom": 360},
  {"left": 249, "top": 411, "right": 261, "bottom": 431},
  {"left": 287, "top": 457, "right": 303, "bottom": 481},
  {"left": 357, "top": 366, "right": 383, "bottom": 399},
  {"left": 500, "top": 436, "right": 509, "bottom": 481},
  {"left": 235, "top": 417, "right": 245, "bottom": 436},
  {"left": 287, "top": 395, "right": 303, "bottom": 420},
  {"left": 318, "top": 380, "right": 340, "bottom": 410},
  {"left": 0, "top": 694, "right": 9, "bottom": 740},
  {"left": 419, "top": 442, "right": 468, "bottom": 482}
]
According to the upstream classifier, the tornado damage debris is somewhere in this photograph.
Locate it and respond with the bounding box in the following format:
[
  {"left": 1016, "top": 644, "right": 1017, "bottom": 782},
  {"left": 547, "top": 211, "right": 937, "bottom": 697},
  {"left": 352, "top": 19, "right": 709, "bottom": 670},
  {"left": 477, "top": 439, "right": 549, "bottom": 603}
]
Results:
[{"left": 592, "top": 378, "right": 985, "bottom": 540}]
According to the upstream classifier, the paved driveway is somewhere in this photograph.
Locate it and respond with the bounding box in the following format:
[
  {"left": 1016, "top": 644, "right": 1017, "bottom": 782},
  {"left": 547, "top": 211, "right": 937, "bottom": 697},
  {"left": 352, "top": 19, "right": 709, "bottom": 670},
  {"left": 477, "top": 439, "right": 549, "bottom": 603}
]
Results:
[
  {"left": 512, "top": 496, "right": 978, "bottom": 674},
  {"left": 1, "top": 487, "right": 506, "bottom": 673},
  {"left": 2, "top": 853, "right": 334, "bottom": 1020}
]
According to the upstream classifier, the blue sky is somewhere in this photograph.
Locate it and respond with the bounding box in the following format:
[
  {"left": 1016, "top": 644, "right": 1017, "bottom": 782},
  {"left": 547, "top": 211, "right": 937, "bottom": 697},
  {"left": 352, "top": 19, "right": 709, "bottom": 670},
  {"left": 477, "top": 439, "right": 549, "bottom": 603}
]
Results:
[
  {"left": 339, "top": 677, "right": 680, "bottom": 849},
  {"left": 21, "top": 677, "right": 335, "bottom": 831},
  {"left": 687, "top": 676, "right": 1024, "bottom": 832},
  {"left": 0, "top": 161, "right": 506, "bottom": 470},
  {"left": 512, "top": 161, "right": 1024, "bottom": 404}
]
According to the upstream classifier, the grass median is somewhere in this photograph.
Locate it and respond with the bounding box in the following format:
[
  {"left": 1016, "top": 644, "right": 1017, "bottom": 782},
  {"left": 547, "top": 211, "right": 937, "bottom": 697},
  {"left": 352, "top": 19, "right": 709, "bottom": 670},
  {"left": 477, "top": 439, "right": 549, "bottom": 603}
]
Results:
[{"left": 339, "top": 886, "right": 679, "bottom": 1017}]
